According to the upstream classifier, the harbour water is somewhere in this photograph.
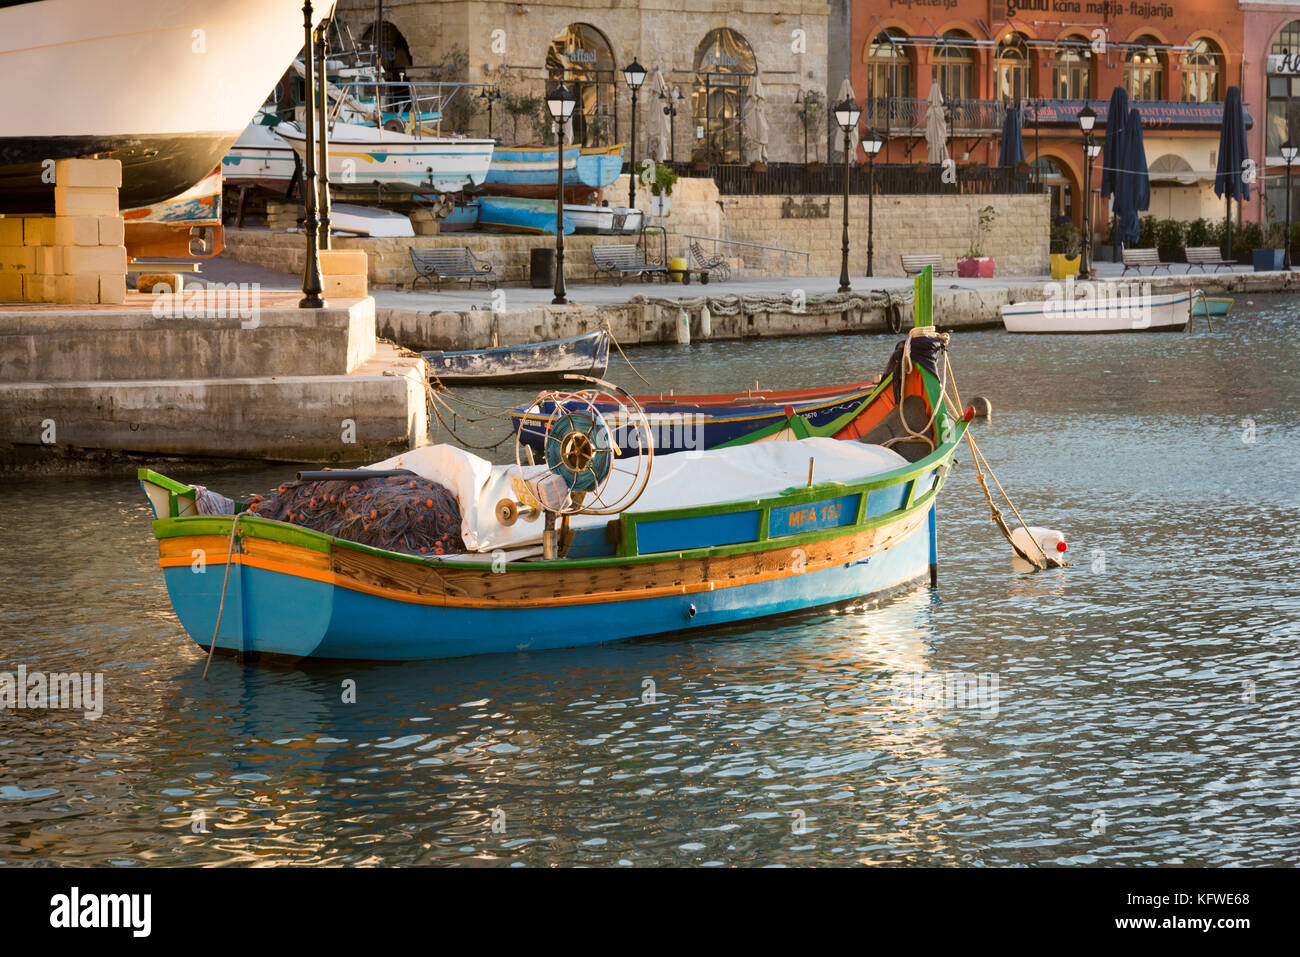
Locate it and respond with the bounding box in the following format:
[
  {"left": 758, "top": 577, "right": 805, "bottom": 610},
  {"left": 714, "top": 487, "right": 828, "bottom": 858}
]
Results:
[{"left": 1, "top": 295, "right": 1297, "bottom": 866}]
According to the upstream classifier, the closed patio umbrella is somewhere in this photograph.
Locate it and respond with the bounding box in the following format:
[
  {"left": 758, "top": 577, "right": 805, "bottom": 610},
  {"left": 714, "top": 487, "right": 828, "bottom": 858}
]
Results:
[
  {"left": 925, "top": 85, "right": 948, "bottom": 165},
  {"left": 1214, "top": 85, "right": 1250, "bottom": 260},
  {"left": 998, "top": 107, "right": 1024, "bottom": 167},
  {"left": 834, "top": 76, "right": 859, "bottom": 161},
  {"left": 748, "top": 75, "right": 770, "bottom": 163},
  {"left": 1115, "top": 107, "right": 1150, "bottom": 245},
  {"left": 650, "top": 67, "right": 671, "bottom": 163},
  {"left": 1099, "top": 87, "right": 1128, "bottom": 202}
]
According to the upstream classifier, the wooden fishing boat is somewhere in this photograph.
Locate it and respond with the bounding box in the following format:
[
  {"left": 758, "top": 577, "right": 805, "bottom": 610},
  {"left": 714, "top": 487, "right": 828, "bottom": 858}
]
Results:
[
  {"left": 1001, "top": 289, "right": 1191, "bottom": 333},
  {"left": 510, "top": 376, "right": 930, "bottom": 457},
  {"left": 565, "top": 204, "right": 643, "bottom": 234},
  {"left": 423, "top": 329, "right": 609, "bottom": 385},
  {"left": 221, "top": 116, "right": 297, "bottom": 190},
  {"left": 477, "top": 196, "right": 574, "bottom": 234},
  {"left": 483, "top": 143, "right": 624, "bottom": 190},
  {"left": 1192, "top": 296, "right": 1232, "bottom": 316},
  {"left": 136, "top": 271, "right": 967, "bottom": 662}
]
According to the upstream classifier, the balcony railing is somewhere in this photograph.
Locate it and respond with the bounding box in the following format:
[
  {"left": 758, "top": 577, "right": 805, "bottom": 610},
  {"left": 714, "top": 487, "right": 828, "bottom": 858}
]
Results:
[{"left": 665, "top": 161, "right": 1031, "bottom": 196}]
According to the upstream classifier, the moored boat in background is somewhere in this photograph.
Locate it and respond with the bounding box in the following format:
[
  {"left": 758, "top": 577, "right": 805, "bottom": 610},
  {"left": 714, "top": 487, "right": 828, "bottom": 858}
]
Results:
[
  {"left": 1000, "top": 289, "right": 1192, "bottom": 333},
  {"left": 424, "top": 329, "right": 609, "bottom": 385}
]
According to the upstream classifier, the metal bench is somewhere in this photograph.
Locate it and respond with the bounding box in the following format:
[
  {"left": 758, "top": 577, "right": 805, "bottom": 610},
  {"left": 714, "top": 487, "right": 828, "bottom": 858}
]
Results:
[
  {"left": 1120, "top": 247, "right": 1172, "bottom": 275},
  {"left": 901, "top": 254, "right": 953, "bottom": 277},
  {"left": 408, "top": 247, "right": 498, "bottom": 290},
  {"left": 689, "top": 241, "right": 731, "bottom": 282},
  {"left": 1185, "top": 246, "right": 1236, "bottom": 272},
  {"left": 592, "top": 244, "right": 669, "bottom": 284}
]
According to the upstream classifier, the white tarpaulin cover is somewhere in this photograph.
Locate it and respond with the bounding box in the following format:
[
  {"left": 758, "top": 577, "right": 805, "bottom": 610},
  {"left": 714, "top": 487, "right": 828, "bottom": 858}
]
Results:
[{"left": 369, "top": 438, "right": 908, "bottom": 554}]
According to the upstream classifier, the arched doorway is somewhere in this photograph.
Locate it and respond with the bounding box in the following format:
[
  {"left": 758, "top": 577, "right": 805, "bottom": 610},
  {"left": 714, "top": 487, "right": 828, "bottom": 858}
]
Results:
[
  {"left": 359, "top": 21, "right": 413, "bottom": 114},
  {"left": 547, "top": 23, "right": 617, "bottom": 147},
  {"left": 692, "top": 28, "right": 757, "bottom": 163}
]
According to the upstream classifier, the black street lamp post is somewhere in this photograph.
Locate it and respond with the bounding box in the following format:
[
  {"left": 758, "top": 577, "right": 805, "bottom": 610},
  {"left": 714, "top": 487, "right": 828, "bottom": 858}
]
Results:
[
  {"left": 547, "top": 84, "right": 576, "bottom": 305},
  {"left": 1076, "top": 104, "right": 1096, "bottom": 281},
  {"left": 1283, "top": 141, "right": 1298, "bottom": 270},
  {"left": 479, "top": 86, "right": 500, "bottom": 140},
  {"left": 316, "top": 18, "right": 332, "bottom": 251},
  {"left": 624, "top": 59, "right": 646, "bottom": 210},
  {"left": 863, "top": 129, "right": 882, "bottom": 277},
  {"left": 661, "top": 88, "right": 681, "bottom": 164},
  {"left": 299, "top": 0, "right": 325, "bottom": 308},
  {"left": 834, "top": 96, "right": 861, "bottom": 294}
]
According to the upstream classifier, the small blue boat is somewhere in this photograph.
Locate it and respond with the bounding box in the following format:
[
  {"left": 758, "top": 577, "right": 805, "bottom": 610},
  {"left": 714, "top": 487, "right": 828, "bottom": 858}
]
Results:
[
  {"left": 477, "top": 196, "right": 573, "bottom": 234},
  {"left": 423, "top": 329, "right": 608, "bottom": 384}
]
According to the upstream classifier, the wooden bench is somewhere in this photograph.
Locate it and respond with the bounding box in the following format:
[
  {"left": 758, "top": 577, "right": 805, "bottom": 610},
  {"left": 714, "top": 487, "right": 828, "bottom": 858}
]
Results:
[
  {"left": 408, "top": 247, "right": 498, "bottom": 290},
  {"left": 592, "top": 244, "right": 669, "bottom": 284},
  {"left": 901, "top": 254, "right": 954, "bottom": 277},
  {"left": 1185, "top": 246, "right": 1236, "bottom": 272},
  {"left": 689, "top": 241, "right": 731, "bottom": 282},
  {"left": 1120, "top": 247, "right": 1172, "bottom": 275}
]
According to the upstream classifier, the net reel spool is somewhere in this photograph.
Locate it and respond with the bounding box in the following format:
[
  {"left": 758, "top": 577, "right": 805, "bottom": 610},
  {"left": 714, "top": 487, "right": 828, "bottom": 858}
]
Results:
[{"left": 498, "top": 375, "right": 654, "bottom": 558}]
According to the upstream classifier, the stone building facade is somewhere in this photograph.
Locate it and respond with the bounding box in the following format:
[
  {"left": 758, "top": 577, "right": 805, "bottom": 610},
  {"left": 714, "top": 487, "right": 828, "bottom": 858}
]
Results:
[{"left": 333, "top": 0, "right": 833, "bottom": 164}]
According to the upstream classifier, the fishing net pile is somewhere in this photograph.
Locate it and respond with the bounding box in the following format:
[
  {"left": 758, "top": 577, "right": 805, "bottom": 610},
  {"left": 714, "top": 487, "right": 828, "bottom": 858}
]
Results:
[{"left": 247, "top": 475, "right": 465, "bottom": 556}]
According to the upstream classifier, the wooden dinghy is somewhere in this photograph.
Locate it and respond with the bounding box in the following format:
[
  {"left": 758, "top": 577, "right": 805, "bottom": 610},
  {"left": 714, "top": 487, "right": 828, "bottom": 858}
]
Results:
[
  {"left": 1000, "top": 289, "right": 1191, "bottom": 333},
  {"left": 136, "top": 274, "right": 970, "bottom": 663},
  {"left": 423, "top": 329, "right": 609, "bottom": 385},
  {"left": 1192, "top": 296, "right": 1232, "bottom": 316}
]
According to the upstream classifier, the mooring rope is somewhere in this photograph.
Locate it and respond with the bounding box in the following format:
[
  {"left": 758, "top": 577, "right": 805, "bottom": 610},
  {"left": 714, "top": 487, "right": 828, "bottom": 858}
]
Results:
[
  {"left": 202, "top": 511, "right": 245, "bottom": 680},
  {"left": 943, "top": 358, "right": 1058, "bottom": 571},
  {"left": 602, "top": 320, "right": 653, "bottom": 389},
  {"left": 637, "top": 288, "right": 908, "bottom": 318}
]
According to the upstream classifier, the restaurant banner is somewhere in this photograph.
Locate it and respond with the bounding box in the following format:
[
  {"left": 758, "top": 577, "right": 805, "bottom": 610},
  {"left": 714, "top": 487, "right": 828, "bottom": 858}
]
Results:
[{"left": 1030, "top": 99, "right": 1251, "bottom": 129}]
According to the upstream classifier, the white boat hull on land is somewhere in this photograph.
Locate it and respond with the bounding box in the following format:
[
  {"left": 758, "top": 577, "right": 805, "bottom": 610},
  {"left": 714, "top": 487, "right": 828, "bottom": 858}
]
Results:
[
  {"left": 0, "top": 0, "right": 327, "bottom": 212},
  {"left": 275, "top": 122, "right": 494, "bottom": 194}
]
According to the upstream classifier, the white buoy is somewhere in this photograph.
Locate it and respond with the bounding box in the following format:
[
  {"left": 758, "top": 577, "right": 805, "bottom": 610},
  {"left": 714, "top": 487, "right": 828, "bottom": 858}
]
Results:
[
  {"left": 1010, "top": 526, "right": 1068, "bottom": 570},
  {"left": 677, "top": 308, "right": 691, "bottom": 345},
  {"left": 700, "top": 304, "right": 712, "bottom": 339}
]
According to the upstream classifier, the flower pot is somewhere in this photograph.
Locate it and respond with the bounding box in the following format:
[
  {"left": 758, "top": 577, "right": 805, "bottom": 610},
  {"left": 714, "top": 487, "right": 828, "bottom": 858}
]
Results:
[
  {"left": 1050, "top": 253, "right": 1081, "bottom": 280},
  {"left": 957, "top": 256, "right": 994, "bottom": 278},
  {"left": 1252, "top": 248, "right": 1285, "bottom": 271}
]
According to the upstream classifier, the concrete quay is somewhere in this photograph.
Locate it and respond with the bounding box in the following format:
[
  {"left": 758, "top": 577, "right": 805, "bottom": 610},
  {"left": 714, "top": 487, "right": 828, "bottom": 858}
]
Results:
[
  {"left": 367, "top": 264, "right": 1300, "bottom": 351},
  {"left": 0, "top": 292, "right": 429, "bottom": 474}
]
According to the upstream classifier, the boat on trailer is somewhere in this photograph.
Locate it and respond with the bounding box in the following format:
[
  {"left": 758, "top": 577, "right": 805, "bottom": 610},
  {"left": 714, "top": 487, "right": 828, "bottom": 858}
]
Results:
[
  {"left": 423, "top": 329, "right": 609, "bottom": 385},
  {"left": 137, "top": 273, "right": 968, "bottom": 662},
  {"left": 275, "top": 121, "right": 495, "bottom": 195},
  {"left": 1000, "top": 289, "right": 1192, "bottom": 333}
]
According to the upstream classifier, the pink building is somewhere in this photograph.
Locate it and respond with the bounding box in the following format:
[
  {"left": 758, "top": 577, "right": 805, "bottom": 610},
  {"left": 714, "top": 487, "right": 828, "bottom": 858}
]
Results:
[{"left": 1241, "top": 1, "right": 1300, "bottom": 224}]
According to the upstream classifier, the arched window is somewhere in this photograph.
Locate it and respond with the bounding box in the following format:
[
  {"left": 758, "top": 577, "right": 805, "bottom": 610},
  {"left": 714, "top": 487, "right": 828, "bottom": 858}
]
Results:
[
  {"left": 932, "top": 32, "right": 975, "bottom": 102},
  {"left": 692, "top": 28, "right": 757, "bottom": 163},
  {"left": 1052, "top": 37, "right": 1091, "bottom": 99},
  {"left": 996, "top": 33, "right": 1031, "bottom": 102},
  {"left": 1267, "top": 21, "right": 1300, "bottom": 157},
  {"left": 867, "top": 29, "right": 911, "bottom": 100},
  {"left": 1125, "top": 36, "right": 1164, "bottom": 101},
  {"left": 1272, "top": 19, "right": 1300, "bottom": 54},
  {"left": 547, "top": 23, "right": 617, "bottom": 147},
  {"left": 1181, "top": 39, "right": 1221, "bottom": 103}
]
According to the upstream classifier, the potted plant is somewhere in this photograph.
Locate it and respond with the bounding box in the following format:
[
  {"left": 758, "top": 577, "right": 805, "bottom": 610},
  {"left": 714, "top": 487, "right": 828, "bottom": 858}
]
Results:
[
  {"left": 642, "top": 160, "right": 678, "bottom": 218},
  {"left": 1049, "top": 221, "right": 1081, "bottom": 279},
  {"left": 957, "top": 204, "right": 997, "bottom": 278}
]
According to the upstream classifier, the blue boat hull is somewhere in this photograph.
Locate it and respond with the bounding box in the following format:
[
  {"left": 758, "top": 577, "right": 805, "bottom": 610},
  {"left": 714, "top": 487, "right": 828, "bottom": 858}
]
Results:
[
  {"left": 162, "top": 505, "right": 934, "bottom": 661},
  {"left": 477, "top": 197, "right": 574, "bottom": 234},
  {"left": 484, "top": 145, "right": 623, "bottom": 188}
]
